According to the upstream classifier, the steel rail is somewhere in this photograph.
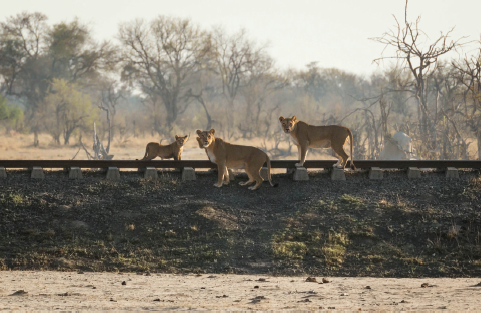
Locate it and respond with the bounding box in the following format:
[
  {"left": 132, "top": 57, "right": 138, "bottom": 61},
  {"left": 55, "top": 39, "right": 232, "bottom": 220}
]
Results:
[{"left": 1, "top": 159, "right": 481, "bottom": 169}]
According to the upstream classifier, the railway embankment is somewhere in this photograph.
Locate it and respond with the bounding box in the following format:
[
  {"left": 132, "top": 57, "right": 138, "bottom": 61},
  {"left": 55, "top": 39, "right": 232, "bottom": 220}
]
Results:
[{"left": 0, "top": 168, "right": 480, "bottom": 277}]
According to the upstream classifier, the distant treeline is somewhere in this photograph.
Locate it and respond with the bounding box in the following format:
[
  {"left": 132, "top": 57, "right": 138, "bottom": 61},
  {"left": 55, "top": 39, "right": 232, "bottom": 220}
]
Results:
[{"left": 1, "top": 9, "right": 481, "bottom": 160}]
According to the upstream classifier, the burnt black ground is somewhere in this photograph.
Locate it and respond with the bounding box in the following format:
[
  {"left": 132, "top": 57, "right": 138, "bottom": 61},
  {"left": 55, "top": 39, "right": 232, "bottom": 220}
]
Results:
[{"left": 0, "top": 168, "right": 480, "bottom": 277}]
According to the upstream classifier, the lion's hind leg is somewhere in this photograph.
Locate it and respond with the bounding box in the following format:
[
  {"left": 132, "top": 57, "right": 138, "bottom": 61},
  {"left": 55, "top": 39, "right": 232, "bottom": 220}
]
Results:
[
  {"left": 239, "top": 175, "right": 255, "bottom": 186},
  {"left": 140, "top": 148, "right": 149, "bottom": 160},
  {"left": 246, "top": 165, "right": 264, "bottom": 191},
  {"left": 332, "top": 138, "right": 349, "bottom": 169},
  {"left": 239, "top": 164, "right": 255, "bottom": 186},
  {"left": 143, "top": 153, "right": 156, "bottom": 161}
]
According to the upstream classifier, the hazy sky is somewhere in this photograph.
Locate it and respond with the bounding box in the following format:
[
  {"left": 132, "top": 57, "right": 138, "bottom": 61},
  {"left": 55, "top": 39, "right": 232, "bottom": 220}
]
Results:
[{"left": 3, "top": 0, "right": 481, "bottom": 77}]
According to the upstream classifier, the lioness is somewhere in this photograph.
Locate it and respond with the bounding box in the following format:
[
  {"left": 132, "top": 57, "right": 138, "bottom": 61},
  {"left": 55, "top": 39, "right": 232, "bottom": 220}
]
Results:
[
  {"left": 140, "top": 135, "right": 189, "bottom": 161},
  {"left": 279, "top": 116, "right": 356, "bottom": 169},
  {"left": 196, "top": 129, "right": 278, "bottom": 190},
  {"left": 197, "top": 135, "right": 230, "bottom": 179}
]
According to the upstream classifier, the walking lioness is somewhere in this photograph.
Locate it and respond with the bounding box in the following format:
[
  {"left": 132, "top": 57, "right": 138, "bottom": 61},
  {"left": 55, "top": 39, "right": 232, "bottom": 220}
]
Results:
[
  {"left": 279, "top": 116, "right": 356, "bottom": 169},
  {"left": 140, "top": 135, "right": 189, "bottom": 161},
  {"left": 196, "top": 129, "right": 278, "bottom": 190}
]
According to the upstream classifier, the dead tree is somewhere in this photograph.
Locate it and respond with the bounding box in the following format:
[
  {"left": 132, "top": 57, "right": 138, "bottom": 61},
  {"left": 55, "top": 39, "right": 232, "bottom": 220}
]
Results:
[
  {"left": 210, "top": 27, "right": 271, "bottom": 139},
  {"left": 370, "top": 0, "right": 467, "bottom": 153},
  {"left": 452, "top": 46, "right": 481, "bottom": 159},
  {"left": 183, "top": 88, "right": 214, "bottom": 130},
  {"left": 118, "top": 16, "right": 210, "bottom": 132},
  {"left": 99, "top": 80, "right": 124, "bottom": 140},
  {"left": 79, "top": 103, "right": 113, "bottom": 160},
  {"left": 339, "top": 93, "right": 392, "bottom": 159}
]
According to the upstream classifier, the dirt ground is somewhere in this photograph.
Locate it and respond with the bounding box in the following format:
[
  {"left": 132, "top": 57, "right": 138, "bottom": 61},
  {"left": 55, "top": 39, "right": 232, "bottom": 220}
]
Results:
[
  {"left": 1, "top": 169, "right": 481, "bottom": 277},
  {"left": 2, "top": 133, "right": 481, "bottom": 310},
  {"left": 1, "top": 272, "right": 480, "bottom": 310}
]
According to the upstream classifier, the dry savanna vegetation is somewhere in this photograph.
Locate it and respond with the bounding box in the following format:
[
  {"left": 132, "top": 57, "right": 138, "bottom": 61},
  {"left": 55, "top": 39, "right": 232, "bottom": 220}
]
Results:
[
  {"left": 2, "top": 3, "right": 481, "bottom": 310},
  {"left": 1, "top": 1, "right": 481, "bottom": 162},
  {"left": 1, "top": 169, "right": 481, "bottom": 277}
]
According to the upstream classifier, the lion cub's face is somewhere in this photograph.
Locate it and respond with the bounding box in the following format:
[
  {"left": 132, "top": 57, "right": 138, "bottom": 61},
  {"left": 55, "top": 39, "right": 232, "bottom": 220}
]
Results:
[
  {"left": 174, "top": 135, "right": 189, "bottom": 146},
  {"left": 279, "top": 116, "right": 298, "bottom": 133},
  {"left": 196, "top": 129, "right": 215, "bottom": 148}
]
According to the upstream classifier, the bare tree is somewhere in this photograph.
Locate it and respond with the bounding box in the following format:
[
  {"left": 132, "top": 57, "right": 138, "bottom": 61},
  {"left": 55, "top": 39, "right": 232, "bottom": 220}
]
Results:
[
  {"left": 118, "top": 16, "right": 210, "bottom": 133},
  {"left": 184, "top": 88, "right": 213, "bottom": 130},
  {"left": 79, "top": 103, "right": 113, "bottom": 160},
  {"left": 98, "top": 79, "right": 125, "bottom": 139},
  {"left": 370, "top": 0, "right": 466, "bottom": 153},
  {"left": 339, "top": 95, "right": 392, "bottom": 159},
  {"left": 240, "top": 70, "right": 286, "bottom": 138},
  {"left": 452, "top": 44, "right": 481, "bottom": 159},
  {"left": 210, "top": 27, "right": 270, "bottom": 138}
]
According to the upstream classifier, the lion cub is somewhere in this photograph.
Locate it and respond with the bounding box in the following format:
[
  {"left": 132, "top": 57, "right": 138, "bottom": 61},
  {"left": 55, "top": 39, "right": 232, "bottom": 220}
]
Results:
[
  {"left": 196, "top": 129, "right": 278, "bottom": 190},
  {"left": 140, "top": 135, "right": 189, "bottom": 161},
  {"left": 279, "top": 116, "right": 356, "bottom": 169}
]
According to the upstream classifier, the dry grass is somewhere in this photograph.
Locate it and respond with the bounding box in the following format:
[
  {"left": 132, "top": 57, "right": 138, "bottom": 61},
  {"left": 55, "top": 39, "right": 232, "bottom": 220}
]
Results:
[
  {"left": 0, "top": 133, "right": 336, "bottom": 174},
  {"left": 0, "top": 133, "right": 207, "bottom": 160}
]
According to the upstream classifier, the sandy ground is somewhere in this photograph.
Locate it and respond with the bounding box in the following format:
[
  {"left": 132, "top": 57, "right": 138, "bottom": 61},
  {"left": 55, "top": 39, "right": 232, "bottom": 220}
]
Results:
[
  {"left": 0, "top": 133, "right": 210, "bottom": 161},
  {"left": 1, "top": 272, "right": 480, "bottom": 311},
  {"left": 0, "top": 133, "right": 335, "bottom": 161},
  {"left": 1, "top": 133, "right": 336, "bottom": 174}
]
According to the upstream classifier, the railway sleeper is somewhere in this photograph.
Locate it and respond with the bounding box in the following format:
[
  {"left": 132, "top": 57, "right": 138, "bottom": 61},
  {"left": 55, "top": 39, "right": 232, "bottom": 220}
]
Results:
[
  {"left": 445, "top": 167, "right": 459, "bottom": 179},
  {"left": 30, "top": 166, "right": 45, "bottom": 179}
]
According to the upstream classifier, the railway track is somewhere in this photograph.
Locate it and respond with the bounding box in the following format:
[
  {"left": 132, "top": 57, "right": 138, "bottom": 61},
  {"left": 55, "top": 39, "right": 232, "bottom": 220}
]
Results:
[
  {"left": 0, "top": 159, "right": 481, "bottom": 169},
  {"left": 0, "top": 159, "right": 479, "bottom": 181}
]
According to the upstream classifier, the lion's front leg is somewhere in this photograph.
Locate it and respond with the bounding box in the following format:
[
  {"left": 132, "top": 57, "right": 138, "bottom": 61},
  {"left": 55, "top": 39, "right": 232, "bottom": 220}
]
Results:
[
  {"left": 214, "top": 163, "right": 226, "bottom": 188},
  {"left": 295, "top": 143, "right": 308, "bottom": 167},
  {"left": 223, "top": 166, "right": 230, "bottom": 184}
]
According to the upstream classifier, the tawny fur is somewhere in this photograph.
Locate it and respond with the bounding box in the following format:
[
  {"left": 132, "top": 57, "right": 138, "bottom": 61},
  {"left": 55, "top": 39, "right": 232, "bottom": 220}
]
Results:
[
  {"left": 196, "top": 129, "right": 278, "bottom": 190},
  {"left": 141, "top": 135, "right": 189, "bottom": 161},
  {"left": 279, "top": 116, "right": 356, "bottom": 169}
]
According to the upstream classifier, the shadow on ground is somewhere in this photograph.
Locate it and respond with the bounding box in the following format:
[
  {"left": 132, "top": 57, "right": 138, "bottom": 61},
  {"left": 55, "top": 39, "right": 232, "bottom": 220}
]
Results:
[{"left": 0, "top": 169, "right": 480, "bottom": 277}]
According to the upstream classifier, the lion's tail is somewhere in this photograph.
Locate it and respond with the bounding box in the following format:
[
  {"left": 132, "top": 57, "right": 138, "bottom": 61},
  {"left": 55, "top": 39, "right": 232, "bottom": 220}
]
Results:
[
  {"left": 348, "top": 128, "right": 356, "bottom": 170},
  {"left": 266, "top": 156, "right": 279, "bottom": 188}
]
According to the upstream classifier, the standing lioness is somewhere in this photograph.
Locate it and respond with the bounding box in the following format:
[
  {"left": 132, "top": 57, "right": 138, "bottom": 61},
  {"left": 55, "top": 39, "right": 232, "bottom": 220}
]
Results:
[
  {"left": 197, "top": 129, "right": 278, "bottom": 190},
  {"left": 140, "top": 135, "right": 189, "bottom": 161},
  {"left": 279, "top": 116, "right": 356, "bottom": 169}
]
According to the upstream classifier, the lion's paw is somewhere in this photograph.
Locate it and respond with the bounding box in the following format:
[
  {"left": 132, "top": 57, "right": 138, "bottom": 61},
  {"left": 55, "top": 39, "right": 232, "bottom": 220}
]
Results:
[{"left": 213, "top": 183, "right": 223, "bottom": 188}]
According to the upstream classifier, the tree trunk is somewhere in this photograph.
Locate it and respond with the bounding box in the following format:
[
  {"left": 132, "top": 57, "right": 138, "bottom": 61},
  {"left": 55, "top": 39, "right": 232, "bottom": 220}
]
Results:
[
  {"left": 198, "top": 97, "right": 212, "bottom": 130},
  {"left": 420, "top": 108, "right": 429, "bottom": 146},
  {"left": 64, "top": 129, "right": 72, "bottom": 145},
  {"left": 477, "top": 131, "right": 481, "bottom": 160},
  {"left": 33, "top": 130, "right": 39, "bottom": 147}
]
